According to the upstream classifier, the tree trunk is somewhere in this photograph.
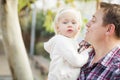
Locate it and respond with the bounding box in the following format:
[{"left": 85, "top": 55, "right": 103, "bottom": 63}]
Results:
[{"left": 0, "top": 0, "right": 34, "bottom": 80}]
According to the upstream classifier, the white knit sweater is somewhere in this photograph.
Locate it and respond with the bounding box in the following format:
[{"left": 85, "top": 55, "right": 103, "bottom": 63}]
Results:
[{"left": 44, "top": 35, "right": 90, "bottom": 80}]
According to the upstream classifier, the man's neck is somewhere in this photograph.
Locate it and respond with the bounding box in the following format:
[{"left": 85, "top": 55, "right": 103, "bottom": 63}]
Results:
[{"left": 92, "top": 39, "right": 120, "bottom": 64}]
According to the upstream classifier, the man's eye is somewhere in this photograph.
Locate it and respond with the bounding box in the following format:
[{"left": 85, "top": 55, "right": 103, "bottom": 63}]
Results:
[
  {"left": 91, "top": 19, "right": 95, "bottom": 22},
  {"left": 91, "top": 17, "right": 96, "bottom": 22}
]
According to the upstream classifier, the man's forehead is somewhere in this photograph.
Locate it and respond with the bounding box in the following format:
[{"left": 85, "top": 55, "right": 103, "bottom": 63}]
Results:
[{"left": 94, "top": 9, "right": 104, "bottom": 16}]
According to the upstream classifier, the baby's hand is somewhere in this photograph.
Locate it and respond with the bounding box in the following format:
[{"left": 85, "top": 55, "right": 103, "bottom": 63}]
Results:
[
  {"left": 78, "top": 40, "right": 92, "bottom": 53},
  {"left": 61, "top": 71, "right": 71, "bottom": 80},
  {"left": 84, "top": 47, "right": 93, "bottom": 53}
]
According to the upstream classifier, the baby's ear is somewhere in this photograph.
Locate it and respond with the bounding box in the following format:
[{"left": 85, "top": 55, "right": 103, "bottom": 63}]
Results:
[
  {"left": 78, "top": 25, "right": 81, "bottom": 30},
  {"left": 55, "top": 26, "right": 59, "bottom": 33},
  {"left": 55, "top": 26, "right": 58, "bottom": 30}
]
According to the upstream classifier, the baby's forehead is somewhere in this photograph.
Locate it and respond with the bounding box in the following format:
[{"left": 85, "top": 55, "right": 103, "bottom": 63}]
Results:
[
  {"left": 58, "top": 12, "right": 80, "bottom": 21},
  {"left": 59, "top": 10, "right": 79, "bottom": 16}
]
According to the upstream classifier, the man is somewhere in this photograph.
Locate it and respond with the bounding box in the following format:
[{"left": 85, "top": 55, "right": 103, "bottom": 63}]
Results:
[{"left": 78, "top": 2, "right": 120, "bottom": 80}]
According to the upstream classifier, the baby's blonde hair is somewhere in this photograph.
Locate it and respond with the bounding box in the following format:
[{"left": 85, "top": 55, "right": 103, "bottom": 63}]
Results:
[{"left": 52, "top": 7, "right": 82, "bottom": 34}]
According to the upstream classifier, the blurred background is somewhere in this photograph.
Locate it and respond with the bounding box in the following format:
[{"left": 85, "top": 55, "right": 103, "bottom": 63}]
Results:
[
  {"left": 19, "top": 0, "right": 120, "bottom": 58},
  {"left": 0, "top": 0, "right": 120, "bottom": 80}
]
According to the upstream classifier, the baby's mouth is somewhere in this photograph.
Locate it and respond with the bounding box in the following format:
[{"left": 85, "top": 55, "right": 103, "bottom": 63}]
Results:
[{"left": 67, "top": 29, "right": 73, "bottom": 32}]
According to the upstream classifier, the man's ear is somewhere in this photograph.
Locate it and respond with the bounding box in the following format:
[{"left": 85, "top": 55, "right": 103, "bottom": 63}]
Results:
[{"left": 106, "top": 24, "right": 115, "bottom": 35}]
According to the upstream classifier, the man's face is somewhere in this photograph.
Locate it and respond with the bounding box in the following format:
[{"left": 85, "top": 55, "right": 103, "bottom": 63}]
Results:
[{"left": 85, "top": 9, "right": 108, "bottom": 45}]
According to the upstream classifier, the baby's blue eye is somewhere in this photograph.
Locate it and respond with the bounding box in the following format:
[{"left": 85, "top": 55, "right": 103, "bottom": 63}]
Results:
[
  {"left": 63, "top": 22, "right": 68, "bottom": 24},
  {"left": 72, "top": 22, "right": 76, "bottom": 24}
]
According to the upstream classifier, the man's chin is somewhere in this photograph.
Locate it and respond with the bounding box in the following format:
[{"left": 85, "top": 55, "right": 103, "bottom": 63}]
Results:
[
  {"left": 84, "top": 37, "right": 90, "bottom": 43},
  {"left": 84, "top": 37, "right": 88, "bottom": 41}
]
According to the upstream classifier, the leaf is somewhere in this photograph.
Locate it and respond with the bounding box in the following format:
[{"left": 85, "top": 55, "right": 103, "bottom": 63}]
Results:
[
  {"left": 18, "top": 0, "right": 36, "bottom": 13},
  {"left": 43, "top": 10, "right": 54, "bottom": 32},
  {"left": 65, "top": 0, "right": 74, "bottom": 4}
]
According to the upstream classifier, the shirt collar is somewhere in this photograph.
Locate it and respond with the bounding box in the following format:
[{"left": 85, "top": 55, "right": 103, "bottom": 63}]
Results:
[{"left": 101, "top": 45, "right": 120, "bottom": 66}]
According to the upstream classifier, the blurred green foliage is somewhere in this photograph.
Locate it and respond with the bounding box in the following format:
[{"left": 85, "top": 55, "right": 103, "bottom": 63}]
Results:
[
  {"left": 18, "top": 0, "right": 36, "bottom": 13},
  {"left": 36, "top": 10, "right": 54, "bottom": 38},
  {"left": 43, "top": 10, "right": 55, "bottom": 33},
  {"left": 35, "top": 42, "right": 50, "bottom": 59}
]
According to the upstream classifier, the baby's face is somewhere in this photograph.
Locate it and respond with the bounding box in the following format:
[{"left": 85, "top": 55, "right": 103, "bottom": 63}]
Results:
[{"left": 56, "top": 12, "right": 80, "bottom": 38}]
